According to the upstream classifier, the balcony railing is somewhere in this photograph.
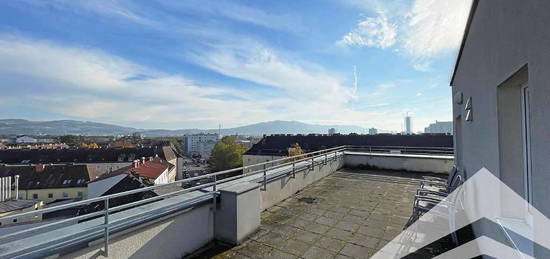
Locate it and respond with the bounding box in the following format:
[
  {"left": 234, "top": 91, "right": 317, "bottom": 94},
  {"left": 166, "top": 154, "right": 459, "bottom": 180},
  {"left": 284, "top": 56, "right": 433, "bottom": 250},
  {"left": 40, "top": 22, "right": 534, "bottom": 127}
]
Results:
[{"left": 0, "top": 145, "right": 452, "bottom": 258}]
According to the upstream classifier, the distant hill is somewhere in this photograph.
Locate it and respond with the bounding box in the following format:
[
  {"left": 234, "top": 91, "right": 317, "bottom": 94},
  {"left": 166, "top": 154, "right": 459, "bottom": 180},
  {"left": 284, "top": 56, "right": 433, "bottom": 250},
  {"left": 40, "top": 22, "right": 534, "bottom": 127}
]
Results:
[
  {"left": 0, "top": 119, "right": 367, "bottom": 136},
  {"left": 0, "top": 119, "right": 136, "bottom": 136}
]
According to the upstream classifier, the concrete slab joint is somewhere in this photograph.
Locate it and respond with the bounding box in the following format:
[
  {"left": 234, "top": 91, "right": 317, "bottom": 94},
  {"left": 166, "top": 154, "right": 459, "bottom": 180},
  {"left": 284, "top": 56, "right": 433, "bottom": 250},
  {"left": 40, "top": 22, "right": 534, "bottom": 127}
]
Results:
[{"left": 214, "top": 182, "right": 261, "bottom": 245}]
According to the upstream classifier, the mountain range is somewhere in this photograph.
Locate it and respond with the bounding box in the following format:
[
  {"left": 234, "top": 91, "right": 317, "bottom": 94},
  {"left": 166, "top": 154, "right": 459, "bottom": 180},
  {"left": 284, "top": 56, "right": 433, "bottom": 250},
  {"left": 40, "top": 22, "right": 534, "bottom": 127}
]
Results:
[{"left": 0, "top": 119, "right": 368, "bottom": 137}]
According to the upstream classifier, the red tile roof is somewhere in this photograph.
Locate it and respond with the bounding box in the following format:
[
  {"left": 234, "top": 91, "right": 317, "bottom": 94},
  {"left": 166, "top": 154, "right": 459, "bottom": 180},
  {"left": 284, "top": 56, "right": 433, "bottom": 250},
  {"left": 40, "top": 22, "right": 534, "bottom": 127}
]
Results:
[{"left": 91, "top": 158, "right": 172, "bottom": 182}]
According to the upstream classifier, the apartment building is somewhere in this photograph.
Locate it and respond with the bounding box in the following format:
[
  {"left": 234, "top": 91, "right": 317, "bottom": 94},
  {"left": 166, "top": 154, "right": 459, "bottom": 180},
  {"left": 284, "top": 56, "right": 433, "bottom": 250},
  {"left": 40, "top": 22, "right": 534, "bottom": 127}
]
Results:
[
  {"left": 0, "top": 164, "right": 100, "bottom": 201},
  {"left": 183, "top": 133, "right": 219, "bottom": 159}
]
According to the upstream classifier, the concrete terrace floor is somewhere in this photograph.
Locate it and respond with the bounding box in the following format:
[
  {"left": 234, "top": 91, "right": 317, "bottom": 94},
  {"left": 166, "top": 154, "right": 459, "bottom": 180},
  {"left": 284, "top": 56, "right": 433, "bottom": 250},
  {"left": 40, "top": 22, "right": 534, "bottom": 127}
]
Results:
[{"left": 201, "top": 169, "right": 425, "bottom": 259}]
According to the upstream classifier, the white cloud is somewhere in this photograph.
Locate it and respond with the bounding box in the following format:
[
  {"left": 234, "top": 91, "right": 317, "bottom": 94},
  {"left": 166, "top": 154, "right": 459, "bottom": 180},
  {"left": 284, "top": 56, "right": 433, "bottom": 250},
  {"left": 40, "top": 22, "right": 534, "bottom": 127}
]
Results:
[
  {"left": 190, "top": 41, "right": 355, "bottom": 105},
  {"left": 20, "top": 0, "right": 158, "bottom": 27},
  {"left": 338, "top": 11, "right": 397, "bottom": 49},
  {"left": 404, "top": 0, "right": 473, "bottom": 59},
  {"left": 337, "top": 0, "right": 472, "bottom": 71},
  {"left": 0, "top": 35, "right": 273, "bottom": 128}
]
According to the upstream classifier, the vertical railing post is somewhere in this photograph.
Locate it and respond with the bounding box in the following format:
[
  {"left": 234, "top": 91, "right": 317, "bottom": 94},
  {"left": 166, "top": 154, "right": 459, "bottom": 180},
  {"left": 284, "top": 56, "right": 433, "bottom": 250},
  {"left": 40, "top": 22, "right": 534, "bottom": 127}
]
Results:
[
  {"left": 104, "top": 198, "right": 110, "bottom": 257},
  {"left": 292, "top": 160, "right": 296, "bottom": 178},
  {"left": 311, "top": 157, "right": 314, "bottom": 170},
  {"left": 324, "top": 153, "right": 328, "bottom": 165},
  {"left": 213, "top": 174, "right": 217, "bottom": 230},
  {"left": 264, "top": 164, "right": 267, "bottom": 191}
]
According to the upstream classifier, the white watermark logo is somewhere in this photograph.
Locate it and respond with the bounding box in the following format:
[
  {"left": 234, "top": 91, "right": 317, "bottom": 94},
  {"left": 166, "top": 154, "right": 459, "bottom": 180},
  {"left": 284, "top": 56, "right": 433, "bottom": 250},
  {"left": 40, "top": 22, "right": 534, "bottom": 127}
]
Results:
[{"left": 373, "top": 168, "right": 550, "bottom": 258}]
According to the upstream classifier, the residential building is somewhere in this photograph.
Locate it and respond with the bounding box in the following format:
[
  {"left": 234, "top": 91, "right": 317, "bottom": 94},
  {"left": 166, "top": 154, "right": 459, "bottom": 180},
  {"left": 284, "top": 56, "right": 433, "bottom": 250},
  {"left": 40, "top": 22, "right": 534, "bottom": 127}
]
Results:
[
  {"left": 424, "top": 121, "right": 453, "bottom": 134},
  {"left": 15, "top": 135, "right": 37, "bottom": 144},
  {"left": 87, "top": 157, "right": 175, "bottom": 199},
  {"left": 451, "top": 0, "right": 550, "bottom": 257},
  {"left": 328, "top": 128, "right": 336, "bottom": 135},
  {"left": 368, "top": 128, "right": 378, "bottom": 135},
  {"left": 0, "top": 164, "right": 100, "bottom": 201},
  {"left": 183, "top": 133, "right": 219, "bottom": 159}
]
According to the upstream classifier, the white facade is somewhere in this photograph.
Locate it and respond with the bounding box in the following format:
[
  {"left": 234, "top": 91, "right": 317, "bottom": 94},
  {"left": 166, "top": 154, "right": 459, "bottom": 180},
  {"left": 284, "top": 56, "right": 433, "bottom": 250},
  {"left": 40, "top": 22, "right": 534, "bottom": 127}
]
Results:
[
  {"left": 404, "top": 116, "right": 412, "bottom": 134},
  {"left": 184, "top": 134, "right": 219, "bottom": 159},
  {"left": 424, "top": 121, "right": 453, "bottom": 134},
  {"left": 15, "top": 136, "right": 37, "bottom": 144}
]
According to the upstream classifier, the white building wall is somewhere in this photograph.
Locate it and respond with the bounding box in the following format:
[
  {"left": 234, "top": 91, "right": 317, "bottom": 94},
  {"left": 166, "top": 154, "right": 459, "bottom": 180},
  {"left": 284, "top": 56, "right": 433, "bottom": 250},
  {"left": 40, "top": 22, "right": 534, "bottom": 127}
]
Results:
[
  {"left": 184, "top": 134, "right": 219, "bottom": 158},
  {"left": 154, "top": 168, "right": 170, "bottom": 185}
]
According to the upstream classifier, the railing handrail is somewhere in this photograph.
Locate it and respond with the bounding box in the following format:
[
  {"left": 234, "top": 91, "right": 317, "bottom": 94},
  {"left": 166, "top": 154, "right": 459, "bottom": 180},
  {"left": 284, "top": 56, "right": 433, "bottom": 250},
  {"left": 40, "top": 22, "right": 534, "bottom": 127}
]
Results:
[
  {"left": 0, "top": 146, "right": 348, "bottom": 223},
  {"left": 0, "top": 145, "right": 453, "bottom": 222},
  {"left": 0, "top": 144, "right": 453, "bottom": 257}
]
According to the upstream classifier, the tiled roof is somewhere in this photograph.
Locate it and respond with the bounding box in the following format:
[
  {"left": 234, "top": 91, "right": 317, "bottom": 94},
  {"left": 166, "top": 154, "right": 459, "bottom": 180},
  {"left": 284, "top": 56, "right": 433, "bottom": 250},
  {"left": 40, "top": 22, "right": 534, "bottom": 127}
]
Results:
[
  {"left": 0, "top": 147, "right": 170, "bottom": 164},
  {"left": 91, "top": 159, "right": 173, "bottom": 182},
  {"left": 0, "top": 164, "right": 99, "bottom": 189}
]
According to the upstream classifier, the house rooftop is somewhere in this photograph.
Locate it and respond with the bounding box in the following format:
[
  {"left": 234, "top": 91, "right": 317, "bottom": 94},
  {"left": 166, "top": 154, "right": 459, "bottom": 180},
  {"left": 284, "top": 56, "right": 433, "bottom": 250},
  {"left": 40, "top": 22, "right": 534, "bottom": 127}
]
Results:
[
  {"left": 0, "top": 164, "right": 100, "bottom": 189},
  {"left": 91, "top": 158, "right": 173, "bottom": 182},
  {"left": 245, "top": 134, "right": 453, "bottom": 156},
  {"left": 0, "top": 146, "right": 173, "bottom": 164},
  {"left": 0, "top": 200, "right": 40, "bottom": 214}
]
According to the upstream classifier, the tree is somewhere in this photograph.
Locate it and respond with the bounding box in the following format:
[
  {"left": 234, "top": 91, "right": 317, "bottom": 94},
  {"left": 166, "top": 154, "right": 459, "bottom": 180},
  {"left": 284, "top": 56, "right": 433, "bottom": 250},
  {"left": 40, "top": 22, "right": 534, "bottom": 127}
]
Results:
[
  {"left": 209, "top": 136, "right": 247, "bottom": 172},
  {"left": 286, "top": 143, "right": 305, "bottom": 162}
]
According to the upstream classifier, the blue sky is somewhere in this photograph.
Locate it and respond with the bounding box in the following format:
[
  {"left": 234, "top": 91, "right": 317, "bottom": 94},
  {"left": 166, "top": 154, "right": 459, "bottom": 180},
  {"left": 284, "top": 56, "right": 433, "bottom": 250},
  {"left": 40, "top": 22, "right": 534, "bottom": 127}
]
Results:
[{"left": 0, "top": 0, "right": 472, "bottom": 132}]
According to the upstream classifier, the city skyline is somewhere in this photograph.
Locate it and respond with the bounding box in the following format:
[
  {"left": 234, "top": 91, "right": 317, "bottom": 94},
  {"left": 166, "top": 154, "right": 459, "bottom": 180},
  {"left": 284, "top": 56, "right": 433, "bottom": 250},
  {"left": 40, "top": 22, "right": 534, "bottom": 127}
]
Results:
[{"left": 0, "top": 0, "right": 472, "bottom": 132}]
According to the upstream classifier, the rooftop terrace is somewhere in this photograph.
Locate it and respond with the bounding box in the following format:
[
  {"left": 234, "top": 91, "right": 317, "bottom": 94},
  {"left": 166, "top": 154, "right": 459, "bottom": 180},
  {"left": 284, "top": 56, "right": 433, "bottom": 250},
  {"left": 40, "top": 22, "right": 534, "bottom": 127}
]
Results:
[
  {"left": 192, "top": 169, "right": 423, "bottom": 259},
  {"left": 0, "top": 147, "right": 453, "bottom": 258}
]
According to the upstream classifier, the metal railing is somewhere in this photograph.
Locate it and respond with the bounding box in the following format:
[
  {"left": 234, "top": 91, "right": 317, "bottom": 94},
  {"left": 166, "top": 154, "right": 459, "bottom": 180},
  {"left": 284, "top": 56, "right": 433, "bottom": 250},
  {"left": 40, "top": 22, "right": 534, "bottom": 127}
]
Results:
[
  {"left": 0, "top": 145, "right": 452, "bottom": 257},
  {"left": 345, "top": 145, "right": 454, "bottom": 155},
  {"left": 0, "top": 146, "right": 348, "bottom": 257}
]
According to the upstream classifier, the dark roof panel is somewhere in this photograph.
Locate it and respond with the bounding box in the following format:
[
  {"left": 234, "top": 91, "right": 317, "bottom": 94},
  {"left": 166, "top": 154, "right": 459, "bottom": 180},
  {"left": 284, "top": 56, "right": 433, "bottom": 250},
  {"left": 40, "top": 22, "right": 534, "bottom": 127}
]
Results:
[
  {"left": 0, "top": 147, "right": 170, "bottom": 164},
  {"left": 245, "top": 134, "right": 453, "bottom": 156}
]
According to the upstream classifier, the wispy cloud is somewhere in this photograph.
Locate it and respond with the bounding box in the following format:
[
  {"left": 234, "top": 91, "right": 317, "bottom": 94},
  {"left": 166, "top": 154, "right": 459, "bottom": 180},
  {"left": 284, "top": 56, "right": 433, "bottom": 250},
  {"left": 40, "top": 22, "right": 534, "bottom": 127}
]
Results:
[
  {"left": 188, "top": 40, "right": 355, "bottom": 105},
  {"left": 20, "top": 0, "right": 159, "bottom": 27},
  {"left": 337, "top": 11, "right": 397, "bottom": 49},
  {"left": 154, "top": 0, "right": 301, "bottom": 32},
  {"left": 404, "top": 0, "right": 472, "bottom": 59},
  {"left": 337, "top": 0, "right": 472, "bottom": 71}
]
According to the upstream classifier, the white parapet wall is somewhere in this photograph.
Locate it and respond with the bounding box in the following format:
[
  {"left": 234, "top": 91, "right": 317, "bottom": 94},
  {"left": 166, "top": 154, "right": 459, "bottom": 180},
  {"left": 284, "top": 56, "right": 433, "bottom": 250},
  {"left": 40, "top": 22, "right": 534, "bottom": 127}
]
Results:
[
  {"left": 343, "top": 152, "right": 453, "bottom": 174},
  {"left": 256, "top": 154, "right": 345, "bottom": 210}
]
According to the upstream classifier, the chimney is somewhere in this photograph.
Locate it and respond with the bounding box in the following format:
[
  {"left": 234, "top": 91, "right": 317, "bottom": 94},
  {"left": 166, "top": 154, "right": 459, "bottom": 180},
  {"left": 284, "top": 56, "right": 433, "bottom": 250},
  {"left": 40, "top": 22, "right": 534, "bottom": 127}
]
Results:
[
  {"left": 142, "top": 157, "right": 146, "bottom": 165},
  {"left": 133, "top": 160, "right": 140, "bottom": 168},
  {"left": 35, "top": 164, "right": 46, "bottom": 172}
]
